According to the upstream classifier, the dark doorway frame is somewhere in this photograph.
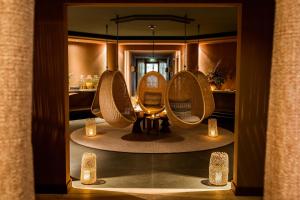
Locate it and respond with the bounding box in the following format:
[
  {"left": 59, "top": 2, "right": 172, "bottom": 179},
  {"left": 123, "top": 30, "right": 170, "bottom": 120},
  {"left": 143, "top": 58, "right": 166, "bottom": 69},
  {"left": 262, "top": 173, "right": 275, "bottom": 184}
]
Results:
[{"left": 33, "top": 0, "right": 274, "bottom": 196}]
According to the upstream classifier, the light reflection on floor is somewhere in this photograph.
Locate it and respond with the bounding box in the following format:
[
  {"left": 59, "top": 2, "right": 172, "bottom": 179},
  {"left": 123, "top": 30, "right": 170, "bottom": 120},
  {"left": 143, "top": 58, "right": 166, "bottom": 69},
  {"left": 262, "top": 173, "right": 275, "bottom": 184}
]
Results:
[{"left": 72, "top": 179, "right": 231, "bottom": 194}]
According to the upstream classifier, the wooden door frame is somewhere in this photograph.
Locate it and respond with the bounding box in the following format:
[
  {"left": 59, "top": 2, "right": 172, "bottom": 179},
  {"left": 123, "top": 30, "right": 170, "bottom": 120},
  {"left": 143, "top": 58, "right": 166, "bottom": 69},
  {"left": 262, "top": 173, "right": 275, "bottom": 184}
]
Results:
[{"left": 33, "top": 0, "right": 274, "bottom": 196}]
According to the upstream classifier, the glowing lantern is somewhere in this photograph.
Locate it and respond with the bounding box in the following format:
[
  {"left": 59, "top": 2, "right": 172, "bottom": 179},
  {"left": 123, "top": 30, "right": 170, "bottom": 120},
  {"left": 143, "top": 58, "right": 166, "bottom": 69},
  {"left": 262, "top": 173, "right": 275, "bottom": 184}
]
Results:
[
  {"left": 85, "top": 118, "right": 96, "bottom": 137},
  {"left": 80, "top": 152, "right": 97, "bottom": 184},
  {"left": 208, "top": 118, "right": 218, "bottom": 137},
  {"left": 209, "top": 152, "right": 229, "bottom": 186}
]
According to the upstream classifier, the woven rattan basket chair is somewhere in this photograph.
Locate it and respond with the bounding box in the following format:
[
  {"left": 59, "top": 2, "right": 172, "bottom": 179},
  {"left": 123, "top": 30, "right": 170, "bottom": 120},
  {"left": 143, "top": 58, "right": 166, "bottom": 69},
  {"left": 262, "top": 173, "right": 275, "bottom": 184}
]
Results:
[
  {"left": 93, "top": 70, "right": 136, "bottom": 128},
  {"left": 91, "top": 73, "right": 105, "bottom": 118},
  {"left": 165, "top": 70, "right": 215, "bottom": 128},
  {"left": 137, "top": 71, "right": 167, "bottom": 114},
  {"left": 195, "top": 71, "right": 215, "bottom": 118}
]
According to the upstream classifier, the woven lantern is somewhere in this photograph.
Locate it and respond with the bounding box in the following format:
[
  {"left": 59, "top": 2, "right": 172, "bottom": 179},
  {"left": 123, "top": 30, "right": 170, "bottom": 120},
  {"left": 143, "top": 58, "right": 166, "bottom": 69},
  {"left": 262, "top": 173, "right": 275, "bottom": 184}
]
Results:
[
  {"left": 80, "top": 152, "right": 97, "bottom": 185},
  {"left": 208, "top": 118, "right": 218, "bottom": 137},
  {"left": 209, "top": 152, "right": 229, "bottom": 186},
  {"left": 85, "top": 118, "right": 96, "bottom": 137}
]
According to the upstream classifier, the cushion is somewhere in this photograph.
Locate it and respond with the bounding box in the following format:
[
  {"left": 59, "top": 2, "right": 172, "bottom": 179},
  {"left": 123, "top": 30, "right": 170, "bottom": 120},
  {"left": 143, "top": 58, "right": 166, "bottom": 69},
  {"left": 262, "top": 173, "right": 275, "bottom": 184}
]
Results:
[
  {"left": 180, "top": 115, "right": 200, "bottom": 123},
  {"left": 174, "top": 110, "right": 192, "bottom": 118},
  {"left": 173, "top": 110, "right": 200, "bottom": 123},
  {"left": 169, "top": 99, "right": 192, "bottom": 112},
  {"left": 144, "top": 92, "right": 162, "bottom": 107}
]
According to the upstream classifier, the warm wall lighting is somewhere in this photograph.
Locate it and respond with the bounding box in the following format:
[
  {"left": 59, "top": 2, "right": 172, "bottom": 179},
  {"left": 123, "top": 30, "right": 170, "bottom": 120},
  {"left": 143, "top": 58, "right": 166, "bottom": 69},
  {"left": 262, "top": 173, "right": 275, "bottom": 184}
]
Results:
[
  {"left": 85, "top": 118, "right": 96, "bottom": 137},
  {"left": 209, "top": 152, "right": 229, "bottom": 186},
  {"left": 208, "top": 118, "right": 218, "bottom": 137},
  {"left": 210, "top": 84, "right": 216, "bottom": 91},
  {"left": 80, "top": 152, "right": 97, "bottom": 185}
]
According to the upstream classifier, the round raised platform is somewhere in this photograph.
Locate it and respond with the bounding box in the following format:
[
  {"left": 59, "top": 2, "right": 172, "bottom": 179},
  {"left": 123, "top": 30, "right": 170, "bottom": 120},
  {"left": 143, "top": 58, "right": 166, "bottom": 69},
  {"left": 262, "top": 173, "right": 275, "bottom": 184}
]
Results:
[{"left": 70, "top": 121, "right": 233, "bottom": 153}]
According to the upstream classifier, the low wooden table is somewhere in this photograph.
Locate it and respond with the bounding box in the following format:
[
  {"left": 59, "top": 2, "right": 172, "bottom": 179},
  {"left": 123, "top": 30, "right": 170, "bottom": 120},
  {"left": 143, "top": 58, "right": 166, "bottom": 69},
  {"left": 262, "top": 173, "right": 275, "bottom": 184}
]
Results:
[
  {"left": 131, "top": 111, "right": 144, "bottom": 134},
  {"left": 159, "top": 114, "right": 171, "bottom": 133},
  {"left": 131, "top": 111, "right": 170, "bottom": 134},
  {"left": 145, "top": 115, "right": 161, "bottom": 134}
]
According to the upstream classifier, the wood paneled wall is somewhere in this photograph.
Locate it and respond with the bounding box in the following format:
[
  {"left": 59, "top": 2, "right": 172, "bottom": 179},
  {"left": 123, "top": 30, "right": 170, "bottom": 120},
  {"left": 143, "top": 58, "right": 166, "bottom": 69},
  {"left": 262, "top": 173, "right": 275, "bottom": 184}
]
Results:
[
  {"left": 232, "top": 0, "right": 274, "bottom": 195},
  {"left": 199, "top": 41, "right": 237, "bottom": 90},
  {"left": 107, "top": 43, "right": 118, "bottom": 71},
  {"left": 186, "top": 43, "right": 199, "bottom": 73},
  {"left": 33, "top": 0, "right": 70, "bottom": 193},
  {"left": 68, "top": 42, "right": 106, "bottom": 87}
]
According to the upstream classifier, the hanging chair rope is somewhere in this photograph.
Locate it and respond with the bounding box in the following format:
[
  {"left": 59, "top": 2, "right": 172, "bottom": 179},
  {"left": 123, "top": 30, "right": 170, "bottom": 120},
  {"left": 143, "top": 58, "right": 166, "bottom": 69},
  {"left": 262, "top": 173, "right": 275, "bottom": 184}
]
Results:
[
  {"left": 91, "top": 24, "right": 109, "bottom": 117},
  {"left": 136, "top": 25, "right": 167, "bottom": 114},
  {"left": 164, "top": 22, "right": 215, "bottom": 128},
  {"left": 184, "top": 15, "right": 187, "bottom": 70},
  {"left": 92, "top": 17, "right": 137, "bottom": 127}
]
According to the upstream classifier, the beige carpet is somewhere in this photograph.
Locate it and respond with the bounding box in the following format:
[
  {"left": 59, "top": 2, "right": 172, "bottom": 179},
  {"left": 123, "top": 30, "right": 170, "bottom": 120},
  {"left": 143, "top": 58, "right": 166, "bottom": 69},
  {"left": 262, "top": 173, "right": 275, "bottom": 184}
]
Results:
[{"left": 70, "top": 120, "right": 233, "bottom": 153}]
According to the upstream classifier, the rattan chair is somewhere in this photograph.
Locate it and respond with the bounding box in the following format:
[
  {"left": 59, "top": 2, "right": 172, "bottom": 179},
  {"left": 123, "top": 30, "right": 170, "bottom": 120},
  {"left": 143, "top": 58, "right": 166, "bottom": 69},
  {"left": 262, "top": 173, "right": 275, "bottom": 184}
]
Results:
[
  {"left": 195, "top": 71, "right": 215, "bottom": 118},
  {"left": 165, "top": 70, "right": 215, "bottom": 128},
  {"left": 137, "top": 71, "right": 167, "bottom": 114},
  {"left": 92, "top": 70, "right": 136, "bottom": 128},
  {"left": 91, "top": 73, "right": 104, "bottom": 118}
]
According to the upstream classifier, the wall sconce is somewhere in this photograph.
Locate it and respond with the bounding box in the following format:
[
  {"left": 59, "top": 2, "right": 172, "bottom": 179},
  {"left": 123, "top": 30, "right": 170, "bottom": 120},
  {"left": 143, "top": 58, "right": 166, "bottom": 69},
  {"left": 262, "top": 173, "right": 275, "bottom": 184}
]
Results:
[
  {"left": 208, "top": 118, "right": 218, "bottom": 137},
  {"left": 209, "top": 152, "right": 229, "bottom": 186},
  {"left": 85, "top": 118, "right": 96, "bottom": 137},
  {"left": 80, "top": 152, "right": 97, "bottom": 185}
]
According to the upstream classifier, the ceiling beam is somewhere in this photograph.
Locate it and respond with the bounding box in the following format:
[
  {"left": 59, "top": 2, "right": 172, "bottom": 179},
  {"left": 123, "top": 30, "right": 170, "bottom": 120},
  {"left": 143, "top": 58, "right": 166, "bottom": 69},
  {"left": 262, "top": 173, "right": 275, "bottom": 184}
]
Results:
[{"left": 110, "top": 14, "right": 194, "bottom": 24}]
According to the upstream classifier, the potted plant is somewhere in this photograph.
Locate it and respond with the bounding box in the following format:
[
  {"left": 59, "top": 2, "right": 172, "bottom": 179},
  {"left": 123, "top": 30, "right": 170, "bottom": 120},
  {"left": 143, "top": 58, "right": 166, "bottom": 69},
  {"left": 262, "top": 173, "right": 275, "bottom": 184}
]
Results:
[{"left": 207, "top": 60, "right": 225, "bottom": 90}]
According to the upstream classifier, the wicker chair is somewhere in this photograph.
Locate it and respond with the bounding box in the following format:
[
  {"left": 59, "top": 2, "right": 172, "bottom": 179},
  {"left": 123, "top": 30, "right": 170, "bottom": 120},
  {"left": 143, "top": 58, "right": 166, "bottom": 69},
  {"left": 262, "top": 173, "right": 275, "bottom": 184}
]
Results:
[
  {"left": 92, "top": 70, "right": 136, "bottom": 128},
  {"left": 195, "top": 71, "right": 215, "bottom": 118},
  {"left": 91, "top": 73, "right": 104, "bottom": 118},
  {"left": 137, "top": 71, "right": 167, "bottom": 114},
  {"left": 165, "top": 70, "right": 215, "bottom": 128}
]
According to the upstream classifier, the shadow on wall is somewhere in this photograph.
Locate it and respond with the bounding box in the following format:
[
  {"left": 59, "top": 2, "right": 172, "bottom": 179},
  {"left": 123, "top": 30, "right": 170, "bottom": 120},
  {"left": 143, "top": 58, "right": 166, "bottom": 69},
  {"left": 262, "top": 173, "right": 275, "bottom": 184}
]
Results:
[{"left": 198, "top": 42, "right": 237, "bottom": 90}]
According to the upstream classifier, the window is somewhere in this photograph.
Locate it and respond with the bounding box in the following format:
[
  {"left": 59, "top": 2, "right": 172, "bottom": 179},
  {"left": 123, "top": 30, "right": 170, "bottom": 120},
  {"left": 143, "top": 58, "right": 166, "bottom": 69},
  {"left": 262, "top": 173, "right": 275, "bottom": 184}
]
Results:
[{"left": 146, "top": 63, "right": 159, "bottom": 73}]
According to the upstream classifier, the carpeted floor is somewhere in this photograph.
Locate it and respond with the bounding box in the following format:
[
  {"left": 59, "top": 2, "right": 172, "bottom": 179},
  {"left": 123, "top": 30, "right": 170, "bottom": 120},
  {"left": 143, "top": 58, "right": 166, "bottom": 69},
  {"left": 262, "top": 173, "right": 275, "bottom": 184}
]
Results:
[{"left": 70, "top": 119, "right": 233, "bottom": 153}]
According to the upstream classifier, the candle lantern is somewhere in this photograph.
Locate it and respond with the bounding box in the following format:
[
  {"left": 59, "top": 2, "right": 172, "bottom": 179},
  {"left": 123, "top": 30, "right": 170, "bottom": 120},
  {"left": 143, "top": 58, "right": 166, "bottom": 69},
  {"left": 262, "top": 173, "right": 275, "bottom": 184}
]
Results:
[
  {"left": 208, "top": 118, "right": 218, "bottom": 137},
  {"left": 85, "top": 118, "right": 96, "bottom": 137},
  {"left": 80, "top": 152, "right": 97, "bottom": 185},
  {"left": 209, "top": 152, "right": 229, "bottom": 186}
]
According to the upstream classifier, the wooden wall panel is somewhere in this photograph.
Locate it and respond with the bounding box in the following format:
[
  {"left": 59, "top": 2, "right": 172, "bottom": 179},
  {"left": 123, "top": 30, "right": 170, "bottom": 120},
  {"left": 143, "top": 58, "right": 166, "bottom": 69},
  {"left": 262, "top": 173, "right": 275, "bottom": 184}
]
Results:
[
  {"left": 232, "top": 0, "right": 274, "bottom": 195},
  {"left": 199, "top": 42, "right": 237, "bottom": 90},
  {"left": 107, "top": 43, "right": 118, "bottom": 71},
  {"left": 68, "top": 42, "right": 106, "bottom": 87},
  {"left": 187, "top": 43, "right": 199, "bottom": 73},
  {"left": 33, "top": 0, "right": 70, "bottom": 193}
]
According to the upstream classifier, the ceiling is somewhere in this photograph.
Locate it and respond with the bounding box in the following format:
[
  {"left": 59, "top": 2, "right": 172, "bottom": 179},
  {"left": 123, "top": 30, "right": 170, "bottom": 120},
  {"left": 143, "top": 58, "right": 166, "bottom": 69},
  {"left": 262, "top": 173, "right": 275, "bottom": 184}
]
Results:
[{"left": 68, "top": 6, "right": 237, "bottom": 37}]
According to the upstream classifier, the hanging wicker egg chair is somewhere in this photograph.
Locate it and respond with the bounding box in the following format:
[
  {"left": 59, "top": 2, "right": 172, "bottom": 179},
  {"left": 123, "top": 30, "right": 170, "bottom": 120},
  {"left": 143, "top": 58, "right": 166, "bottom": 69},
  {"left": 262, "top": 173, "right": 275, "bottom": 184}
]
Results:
[
  {"left": 195, "top": 71, "right": 215, "bottom": 118},
  {"left": 137, "top": 71, "right": 167, "bottom": 114},
  {"left": 91, "top": 73, "right": 105, "bottom": 118},
  {"left": 96, "top": 70, "right": 136, "bottom": 128},
  {"left": 165, "top": 70, "right": 215, "bottom": 128}
]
